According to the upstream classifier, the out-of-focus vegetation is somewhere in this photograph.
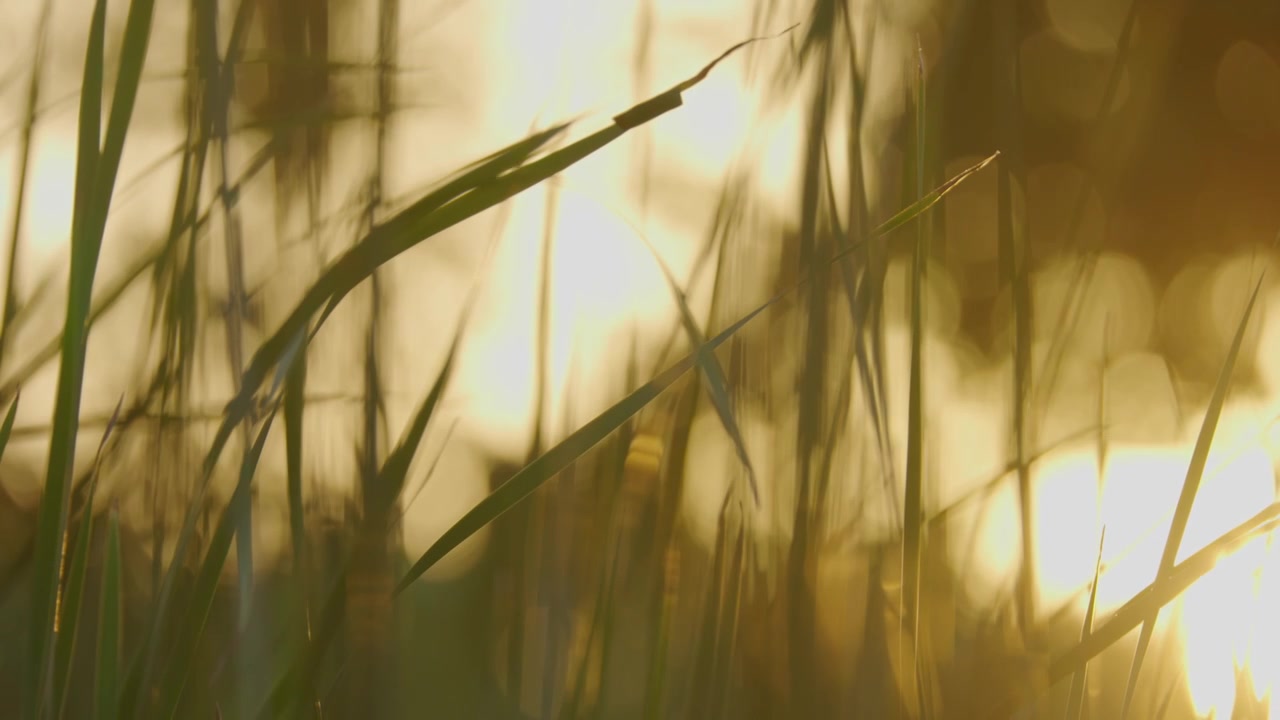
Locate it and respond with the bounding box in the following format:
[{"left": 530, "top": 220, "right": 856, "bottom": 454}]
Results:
[{"left": 1, "top": 0, "right": 1279, "bottom": 718}]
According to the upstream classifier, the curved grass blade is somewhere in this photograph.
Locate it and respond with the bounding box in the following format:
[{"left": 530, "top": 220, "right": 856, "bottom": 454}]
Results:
[
  {"left": 392, "top": 135, "right": 999, "bottom": 593},
  {"left": 204, "top": 31, "right": 796, "bottom": 497},
  {"left": 94, "top": 509, "right": 122, "bottom": 720},
  {"left": 53, "top": 399, "right": 124, "bottom": 719},
  {"left": 394, "top": 281, "right": 780, "bottom": 594},
  {"left": 153, "top": 410, "right": 278, "bottom": 720},
  {"left": 1116, "top": 277, "right": 1261, "bottom": 718}
]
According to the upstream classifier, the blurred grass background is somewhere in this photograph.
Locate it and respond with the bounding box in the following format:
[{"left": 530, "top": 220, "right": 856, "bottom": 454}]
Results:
[{"left": 1, "top": 0, "right": 1279, "bottom": 717}]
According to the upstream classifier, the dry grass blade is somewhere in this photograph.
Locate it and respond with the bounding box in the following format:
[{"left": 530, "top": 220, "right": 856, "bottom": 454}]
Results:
[
  {"left": 614, "top": 23, "right": 797, "bottom": 129},
  {"left": 1117, "top": 277, "right": 1262, "bottom": 718}
]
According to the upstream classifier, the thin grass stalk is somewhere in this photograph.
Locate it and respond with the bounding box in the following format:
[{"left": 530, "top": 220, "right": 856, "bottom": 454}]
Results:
[
  {"left": 93, "top": 509, "right": 122, "bottom": 720},
  {"left": 1118, "top": 278, "right": 1263, "bottom": 717},
  {"left": 990, "top": 0, "right": 1036, "bottom": 637},
  {"left": 1065, "top": 529, "right": 1106, "bottom": 720},
  {"left": 900, "top": 43, "right": 929, "bottom": 718},
  {"left": 343, "top": 0, "right": 397, "bottom": 711},
  {"left": 688, "top": 496, "right": 734, "bottom": 719},
  {"left": 835, "top": 7, "right": 896, "bottom": 524},
  {"left": 712, "top": 522, "right": 746, "bottom": 719},
  {"left": 787, "top": 34, "right": 836, "bottom": 716},
  {"left": 1050, "top": 500, "right": 1280, "bottom": 683},
  {"left": 52, "top": 401, "right": 123, "bottom": 719},
  {"left": 0, "top": 0, "right": 54, "bottom": 369}
]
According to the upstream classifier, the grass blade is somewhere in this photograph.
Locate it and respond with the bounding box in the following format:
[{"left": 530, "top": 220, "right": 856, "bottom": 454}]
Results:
[
  {"left": 394, "top": 281, "right": 781, "bottom": 593},
  {"left": 831, "top": 151, "right": 999, "bottom": 262},
  {"left": 1050, "top": 501, "right": 1280, "bottom": 683},
  {"left": 392, "top": 132, "right": 999, "bottom": 592},
  {"left": 153, "top": 410, "right": 279, "bottom": 719},
  {"left": 28, "top": 0, "right": 107, "bottom": 711},
  {"left": 1116, "top": 277, "right": 1262, "bottom": 717},
  {"left": 53, "top": 399, "right": 124, "bottom": 719},
  {"left": 208, "top": 32, "right": 794, "bottom": 488},
  {"left": 281, "top": 326, "right": 311, "bottom": 702},
  {"left": 0, "top": 247, "right": 162, "bottom": 401},
  {"left": 900, "top": 42, "right": 928, "bottom": 713},
  {"left": 0, "top": 0, "right": 54, "bottom": 367},
  {"left": 636, "top": 237, "right": 757, "bottom": 502},
  {"left": 1065, "top": 528, "right": 1106, "bottom": 720},
  {"left": 94, "top": 509, "right": 122, "bottom": 720}
]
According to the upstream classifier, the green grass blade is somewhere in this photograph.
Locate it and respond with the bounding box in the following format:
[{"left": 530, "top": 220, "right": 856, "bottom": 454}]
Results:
[
  {"left": 1116, "top": 278, "right": 1262, "bottom": 718},
  {"left": 832, "top": 151, "right": 999, "bottom": 261},
  {"left": 53, "top": 400, "right": 124, "bottom": 719},
  {"left": 206, "top": 34, "right": 789, "bottom": 487},
  {"left": 636, "top": 236, "right": 757, "bottom": 502},
  {"left": 254, "top": 325, "right": 463, "bottom": 716},
  {"left": 153, "top": 411, "right": 278, "bottom": 720},
  {"left": 94, "top": 510, "right": 122, "bottom": 720},
  {"left": 28, "top": 0, "right": 107, "bottom": 711},
  {"left": 91, "top": 0, "right": 156, "bottom": 235},
  {"left": 371, "top": 331, "right": 459, "bottom": 512},
  {"left": 394, "top": 282, "right": 780, "bottom": 593},
  {"left": 391, "top": 137, "right": 999, "bottom": 594},
  {"left": 281, "top": 330, "right": 313, "bottom": 716}
]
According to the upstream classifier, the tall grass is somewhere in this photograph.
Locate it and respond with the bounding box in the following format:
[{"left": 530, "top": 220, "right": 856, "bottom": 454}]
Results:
[{"left": 3, "top": 1, "right": 1278, "bottom": 718}]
